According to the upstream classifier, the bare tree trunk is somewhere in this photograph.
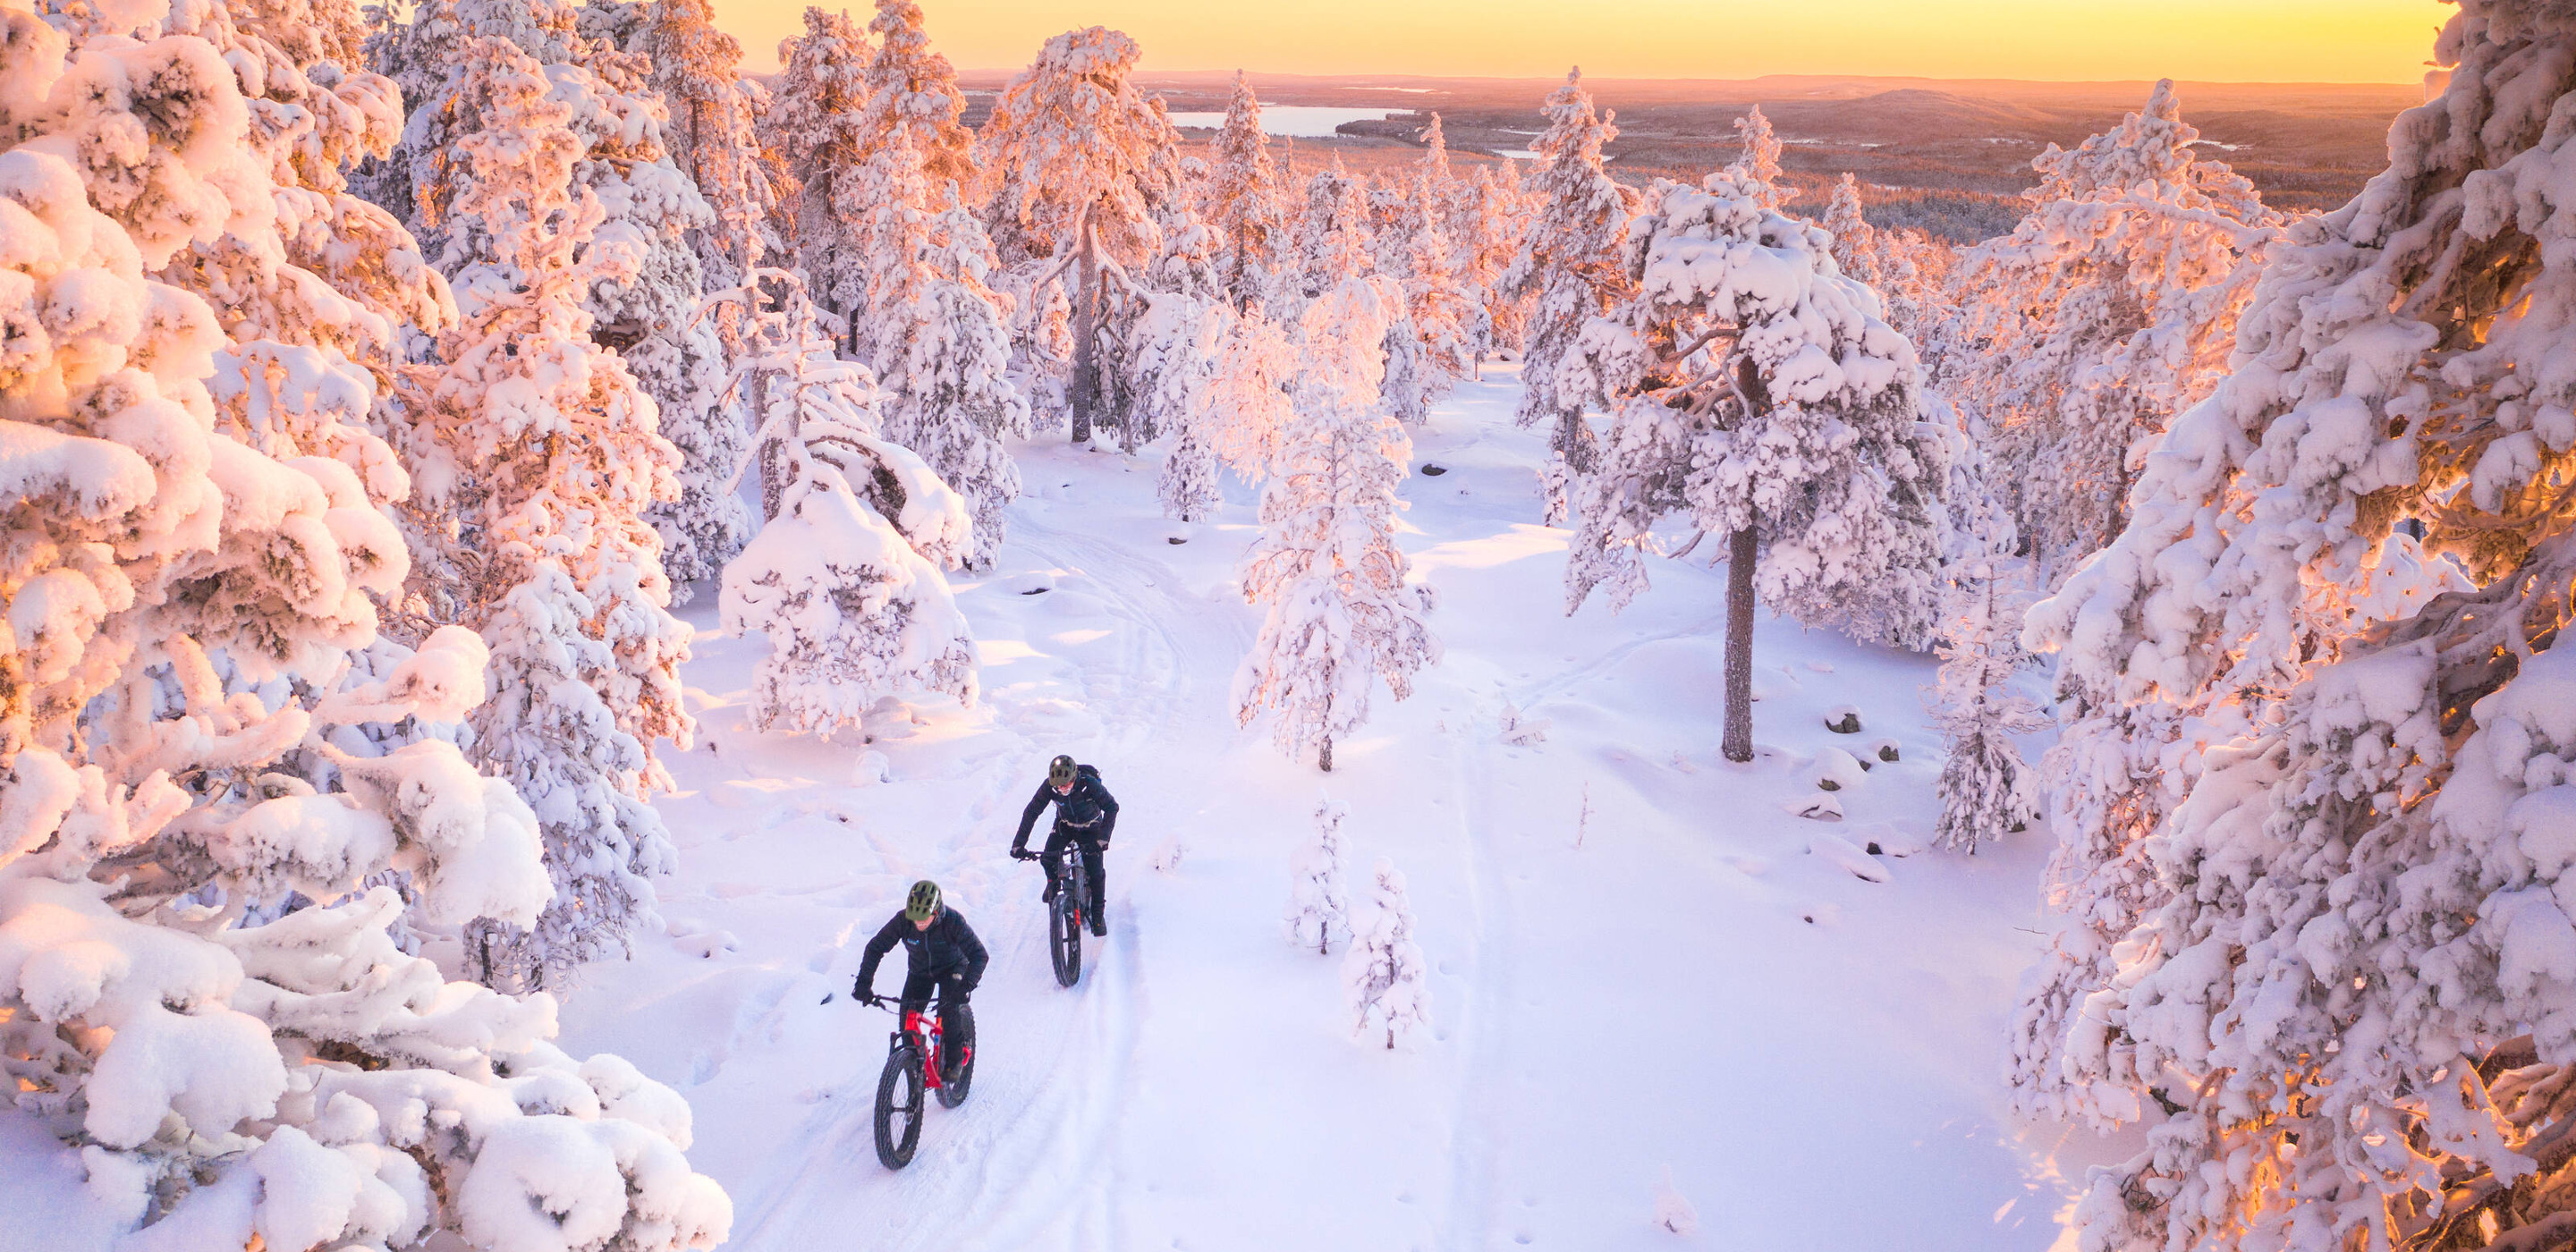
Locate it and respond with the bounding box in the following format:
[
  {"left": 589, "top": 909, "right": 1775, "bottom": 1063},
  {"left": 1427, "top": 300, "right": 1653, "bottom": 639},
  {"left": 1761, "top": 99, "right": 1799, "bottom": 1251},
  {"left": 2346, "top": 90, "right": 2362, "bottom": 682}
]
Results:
[
  {"left": 1318, "top": 735, "right": 1335, "bottom": 773},
  {"left": 1070, "top": 219, "right": 1099, "bottom": 445},
  {"left": 756, "top": 369, "right": 786, "bottom": 521},
  {"left": 1722, "top": 525, "right": 1758, "bottom": 763}
]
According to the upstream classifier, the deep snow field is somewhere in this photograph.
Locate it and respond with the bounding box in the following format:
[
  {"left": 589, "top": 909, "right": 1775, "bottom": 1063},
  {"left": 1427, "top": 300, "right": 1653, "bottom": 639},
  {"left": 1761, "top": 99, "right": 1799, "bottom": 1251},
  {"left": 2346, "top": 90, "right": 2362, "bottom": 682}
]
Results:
[{"left": 2, "top": 367, "right": 2125, "bottom": 1250}]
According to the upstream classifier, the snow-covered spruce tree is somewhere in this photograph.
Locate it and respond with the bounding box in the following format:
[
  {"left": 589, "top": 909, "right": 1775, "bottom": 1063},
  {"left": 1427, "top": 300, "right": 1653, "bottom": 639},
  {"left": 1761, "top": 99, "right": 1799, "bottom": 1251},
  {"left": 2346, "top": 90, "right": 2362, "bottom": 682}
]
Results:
[
  {"left": 1950, "top": 80, "right": 2278, "bottom": 582},
  {"left": 396, "top": 38, "right": 693, "bottom": 991},
  {"left": 1563, "top": 173, "right": 1945, "bottom": 762},
  {"left": 1208, "top": 71, "right": 1285, "bottom": 308},
  {"left": 0, "top": 3, "right": 730, "bottom": 1241},
  {"left": 979, "top": 26, "right": 1182, "bottom": 443},
  {"left": 761, "top": 5, "right": 874, "bottom": 338},
  {"left": 1286, "top": 799, "right": 1353, "bottom": 954},
  {"left": 2005, "top": 9, "right": 2576, "bottom": 1249},
  {"left": 1926, "top": 560, "right": 2046, "bottom": 854},
  {"left": 1160, "top": 299, "right": 1298, "bottom": 522},
  {"left": 1343, "top": 859, "right": 1430, "bottom": 1050},
  {"left": 1233, "top": 276, "right": 1440, "bottom": 773},
  {"left": 1503, "top": 67, "right": 1635, "bottom": 523},
  {"left": 718, "top": 272, "right": 979, "bottom": 733},
  {"left": 1729, "top": 104, "right": 1784, "bottom": 208}
]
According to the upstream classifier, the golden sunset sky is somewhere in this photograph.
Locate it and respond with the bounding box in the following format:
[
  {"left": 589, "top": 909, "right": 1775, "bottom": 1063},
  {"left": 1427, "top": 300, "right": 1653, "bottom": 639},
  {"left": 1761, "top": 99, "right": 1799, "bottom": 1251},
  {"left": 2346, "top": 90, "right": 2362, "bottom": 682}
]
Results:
[{"left": 711, "top": 0, "right": 2452, "bottom": 80}]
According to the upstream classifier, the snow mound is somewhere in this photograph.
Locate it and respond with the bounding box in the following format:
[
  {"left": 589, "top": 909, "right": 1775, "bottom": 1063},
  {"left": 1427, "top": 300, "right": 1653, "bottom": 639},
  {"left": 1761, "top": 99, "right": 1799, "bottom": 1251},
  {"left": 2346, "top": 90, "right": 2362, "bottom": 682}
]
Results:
[{"left": 1809, "top": 833, "right": 1890, "bottom": 883}]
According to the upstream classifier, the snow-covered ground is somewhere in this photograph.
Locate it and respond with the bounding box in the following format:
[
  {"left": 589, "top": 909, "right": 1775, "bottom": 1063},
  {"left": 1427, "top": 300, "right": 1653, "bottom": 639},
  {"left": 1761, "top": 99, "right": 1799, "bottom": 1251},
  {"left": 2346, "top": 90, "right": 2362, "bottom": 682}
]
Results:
[
  {"left": 0, "top": 368, "right": 2122, "bottom": 1249},
  {"left": 560, "top": 367, "right": 2115, "bottom": 1250}
]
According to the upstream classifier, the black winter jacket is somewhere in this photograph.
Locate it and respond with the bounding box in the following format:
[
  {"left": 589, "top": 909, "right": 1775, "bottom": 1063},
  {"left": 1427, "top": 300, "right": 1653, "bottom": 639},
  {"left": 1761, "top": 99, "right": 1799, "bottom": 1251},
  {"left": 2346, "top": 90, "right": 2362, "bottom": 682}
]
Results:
[
  {"left": 855, "top": 907, "right": 988, "bottom": 994},
  {"left": 1012, "top": 766, "right": 1119, "bottom": 852}
]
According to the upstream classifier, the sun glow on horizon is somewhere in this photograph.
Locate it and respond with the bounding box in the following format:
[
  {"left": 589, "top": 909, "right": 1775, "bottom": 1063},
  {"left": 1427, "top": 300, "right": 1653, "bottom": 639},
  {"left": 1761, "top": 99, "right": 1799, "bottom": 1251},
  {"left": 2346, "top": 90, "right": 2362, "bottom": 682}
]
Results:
[{"left": 710, "top": 0, "right": 2450, "bottom": 82}]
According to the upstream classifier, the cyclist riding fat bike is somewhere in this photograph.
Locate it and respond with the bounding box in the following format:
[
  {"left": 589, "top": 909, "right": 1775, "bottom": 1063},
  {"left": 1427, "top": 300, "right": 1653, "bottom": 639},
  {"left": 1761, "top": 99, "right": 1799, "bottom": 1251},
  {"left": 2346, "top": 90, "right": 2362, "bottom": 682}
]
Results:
[
  {"left": 1011, "top": 754, "right": 1118, "bottom": 937},
  {"left": 854, "top": 880, "right": 987, "bottom": 1079}
]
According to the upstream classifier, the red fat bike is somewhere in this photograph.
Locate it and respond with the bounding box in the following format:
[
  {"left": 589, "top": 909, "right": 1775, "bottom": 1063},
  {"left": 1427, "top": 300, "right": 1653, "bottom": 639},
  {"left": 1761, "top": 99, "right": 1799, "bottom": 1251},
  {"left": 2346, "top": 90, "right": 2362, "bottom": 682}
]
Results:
[{"left": 861, "top": 992, "right": 974, "bottom": 1169}]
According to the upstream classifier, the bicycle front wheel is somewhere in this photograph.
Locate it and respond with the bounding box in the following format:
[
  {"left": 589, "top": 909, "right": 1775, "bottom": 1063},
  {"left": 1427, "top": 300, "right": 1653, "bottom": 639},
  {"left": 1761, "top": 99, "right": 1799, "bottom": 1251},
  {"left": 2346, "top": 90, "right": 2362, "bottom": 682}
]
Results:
[
  {"left": 874, "top": 1044, "right": 925, "bottom": 1169},
  {"left": 1050, "top": 886, "right": 1083, "bottom": 987}
]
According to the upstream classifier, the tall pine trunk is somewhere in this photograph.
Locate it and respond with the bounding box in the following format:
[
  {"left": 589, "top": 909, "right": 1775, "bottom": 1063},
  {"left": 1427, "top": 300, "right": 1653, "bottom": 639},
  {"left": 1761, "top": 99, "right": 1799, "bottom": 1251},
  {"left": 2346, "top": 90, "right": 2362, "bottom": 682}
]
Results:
[
  {"left": 1070, "top": 217, "right": 1099, "bottom": 444},
  {"left": 1722, "top": 525, "right": 1758, "bottom": 763}
]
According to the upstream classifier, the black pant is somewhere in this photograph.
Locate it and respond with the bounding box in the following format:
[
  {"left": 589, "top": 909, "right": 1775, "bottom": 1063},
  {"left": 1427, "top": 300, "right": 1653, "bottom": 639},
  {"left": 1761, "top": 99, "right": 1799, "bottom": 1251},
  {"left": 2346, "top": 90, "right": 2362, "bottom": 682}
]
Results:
[
  {"left": 1042, "top": 824, "right": 1106, "bottom": 918},
  {"left": 898, "top": 970, "right": 971, "bottom": 1074}
]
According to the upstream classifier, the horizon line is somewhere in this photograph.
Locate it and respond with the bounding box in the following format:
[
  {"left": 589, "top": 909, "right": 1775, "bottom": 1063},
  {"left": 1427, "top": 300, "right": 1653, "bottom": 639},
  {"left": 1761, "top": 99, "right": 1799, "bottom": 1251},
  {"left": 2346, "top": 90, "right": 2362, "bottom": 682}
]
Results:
[{"left": 934, "top": 65, "right": 2428, "bottom": 89}]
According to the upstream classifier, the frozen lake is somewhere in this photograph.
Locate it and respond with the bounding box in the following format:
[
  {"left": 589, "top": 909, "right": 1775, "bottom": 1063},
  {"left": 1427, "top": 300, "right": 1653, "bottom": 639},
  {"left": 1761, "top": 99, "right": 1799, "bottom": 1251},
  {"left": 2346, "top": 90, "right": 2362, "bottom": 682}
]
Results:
[{"left": 1165, "top": 104, "right": 1407, "bottom": 137}]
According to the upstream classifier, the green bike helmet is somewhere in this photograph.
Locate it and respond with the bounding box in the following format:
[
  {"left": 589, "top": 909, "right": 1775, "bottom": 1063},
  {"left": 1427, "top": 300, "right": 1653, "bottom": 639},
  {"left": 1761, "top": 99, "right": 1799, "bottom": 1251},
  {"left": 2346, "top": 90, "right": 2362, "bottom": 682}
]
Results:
[
  {"left": 1048, "top": 755, "right": 1078, "bottom": 789},
  {"left": 903, "top": 879, "right": 942, "bottom": 922}
]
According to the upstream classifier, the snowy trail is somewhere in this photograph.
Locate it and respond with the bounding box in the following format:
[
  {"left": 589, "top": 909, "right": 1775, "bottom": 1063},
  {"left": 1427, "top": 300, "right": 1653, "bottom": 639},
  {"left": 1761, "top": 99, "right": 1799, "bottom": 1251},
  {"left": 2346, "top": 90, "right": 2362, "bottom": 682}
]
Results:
[
  {"left": 702, "top": 486, "right": 1255, "bottom": 1252},
  {"left": 533, "top": 376, "right": 2123, "bottom": 1252}
]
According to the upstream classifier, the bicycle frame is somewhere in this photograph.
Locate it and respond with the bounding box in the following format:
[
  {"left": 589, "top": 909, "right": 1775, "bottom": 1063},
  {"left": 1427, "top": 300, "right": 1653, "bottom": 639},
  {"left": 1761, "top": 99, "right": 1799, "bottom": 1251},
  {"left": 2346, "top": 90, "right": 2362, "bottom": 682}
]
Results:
[
  {"left": 1046, "top": 841, "right": 1093, "bottom": 926},
  {"left": 869, "top": 998, "right": 954, "bottom": 1091}
]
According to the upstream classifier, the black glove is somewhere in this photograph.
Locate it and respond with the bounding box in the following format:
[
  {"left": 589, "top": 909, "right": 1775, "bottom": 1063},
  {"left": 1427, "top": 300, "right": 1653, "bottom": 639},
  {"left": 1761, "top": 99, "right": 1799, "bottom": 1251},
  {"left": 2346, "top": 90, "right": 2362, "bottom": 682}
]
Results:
[{"left": 1011, "top": 847, "right": 1035, "bottom": 861}]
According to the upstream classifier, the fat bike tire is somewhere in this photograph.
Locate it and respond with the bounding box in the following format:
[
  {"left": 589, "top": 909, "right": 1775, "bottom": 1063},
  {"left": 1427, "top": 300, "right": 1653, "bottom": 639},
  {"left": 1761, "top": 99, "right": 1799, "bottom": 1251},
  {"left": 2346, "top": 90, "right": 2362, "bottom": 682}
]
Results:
[
  {"left": 873, "top": 1045, "right": 925, "bottom": 1169},
  {"left": 1050, "top": 888, "right": 1083, "bottom": 987}
]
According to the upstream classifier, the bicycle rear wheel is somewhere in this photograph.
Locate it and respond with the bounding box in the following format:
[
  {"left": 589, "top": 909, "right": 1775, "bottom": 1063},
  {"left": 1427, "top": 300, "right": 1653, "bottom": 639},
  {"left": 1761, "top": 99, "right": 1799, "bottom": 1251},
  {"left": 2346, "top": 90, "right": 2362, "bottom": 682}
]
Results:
[
  {"left": 1049, "top": 879, "right": 1082, "bottom": 987},
  {"left": 873, "top": 1043, "right": 925, "bottom": 1169},
  {"left": 936, "top": 1004, "right": 977, "bottom": 1108}
]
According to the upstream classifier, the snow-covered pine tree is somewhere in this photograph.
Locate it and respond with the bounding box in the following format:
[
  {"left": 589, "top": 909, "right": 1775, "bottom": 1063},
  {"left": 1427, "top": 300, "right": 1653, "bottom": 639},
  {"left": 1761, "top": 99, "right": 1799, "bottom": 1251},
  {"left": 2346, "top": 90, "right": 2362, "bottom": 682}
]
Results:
[
  {"left": 1202, "top": 299, "right": 1301, "bottom": 477},
  {"left": 1289, "top": 159, "right": 1376, "bottom": 304},
  {"left": 1728, "top": 104, "right": 1784, "bottom": 208},
  {"left": 979, "top": 26, "right": 1182, "bottom": 443},
  {"left": 1450, "top": 162, "right": 1530, "bottom": 376},
  {"left": 1208, "top": 72, "right": 1284, "bottom": 308},
  {"left": 762, "top": 6, "right": 875, "bottom": 340},
  {"left": 395, "top": 37, "right": 693, "bottom": 990},
  {"left": 1949, "top": 80, "right": 2278, "bottom": 582},
  {"left": 1343, "top": 858, "right": 1430, "bottom": 1050},
  {"left": 633, "top": 0, "right": 782, "bottom": 286},
  {"left": 860, "top": 0, "right": 979, "bottom": 192},
  {"left": 1563, "top": 172, "right": 1945, "bottom": 762},
  {"left": 869, "top": 184, "right": 1030, "bottom": 567},
  {"left": 1377, "top": 114, "right": 1473, "bottom": 426},
  {"left": 1821, "top": 173, "right": 1926, "bottom": 336},
  {"left": 371, "top": 0, "right": 748, "bottom": 602},
  {"left": 717, "top": 272, "right": 979, "bottom": 733},
  {"left": 1233, "top": 276, "right": 1439, "bottom": 772},
  {"left": 2007, "top": 8, "right": 2576, "bottom": 1248},
  {"left": 0, "top": 2, "right": 729, "bottom": 1239},
  {"left": 574, "top": 44, "right": 748, "bottom": 603},
  {"left": 833, "top": 4, "right": 1027, "bottom": 567},
  {"left": 1503, "top": 67, "right": 1635, "bottom": 523},
  {"left": 1286, "top": 799, "right": 1353, "bottom": 954}
]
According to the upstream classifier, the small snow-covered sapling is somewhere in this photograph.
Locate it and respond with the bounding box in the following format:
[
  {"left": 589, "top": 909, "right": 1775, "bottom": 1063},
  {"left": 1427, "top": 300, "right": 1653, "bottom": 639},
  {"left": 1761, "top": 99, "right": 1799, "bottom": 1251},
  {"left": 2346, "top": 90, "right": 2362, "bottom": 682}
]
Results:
[
  {"left": 1344, "top": 858, "right": 1432, "bottom": 1050},
  {"left": 1286, "top": 799, "right": 1352, "bottom": 954}
]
